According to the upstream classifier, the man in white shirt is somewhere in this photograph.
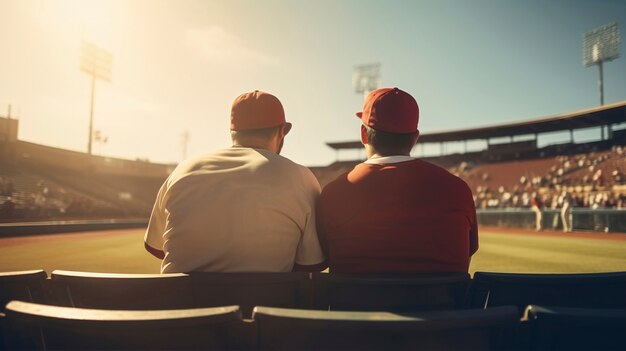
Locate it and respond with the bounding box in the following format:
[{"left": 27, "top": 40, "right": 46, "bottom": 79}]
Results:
[{"left": 144, "top": 90, "right": 327, "bottom": 273}]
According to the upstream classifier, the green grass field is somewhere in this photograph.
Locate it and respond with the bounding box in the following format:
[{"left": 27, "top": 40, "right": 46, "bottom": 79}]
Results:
[{"left": 1, "top": 228, "right": 625, "bottom": 275}]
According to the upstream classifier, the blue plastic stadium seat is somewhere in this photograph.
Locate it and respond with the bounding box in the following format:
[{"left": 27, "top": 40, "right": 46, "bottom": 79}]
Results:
[
  {"left": 313, "top": 272, "right": 471, "bottom": 312},
  {"left": 49, "top": 270, "right": 194, "bottom": 310},
  {"left": 0, "top": 270, "right": 49, "bottom": 349},
  {"left": 469, "top": 271, "right": 626, "bottom": 313},
  {"left": 0, "top": 269, "right": 48, "bottom": 308},
  {"left": 253, "top": 305, "right": 519, "bottom": 350},
  {"left": 524, "top": 305, "right": 626, "bottom": 351},
  {"left": 3, "top": 300, "right": 242, "bottom": 350},
  {"left": 188, "top": 272, "right": 313, "bottom": 317},
  {"left": 50, "top": 270, "right": 312, "bottom": 318}
]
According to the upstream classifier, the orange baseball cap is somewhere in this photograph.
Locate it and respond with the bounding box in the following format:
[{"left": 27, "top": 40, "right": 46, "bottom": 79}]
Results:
[
  {"left": 356, "top": 87, "right": 419, "bottom": 133},
  {"left": 230, "top": 90, "right": 286, "bottom": 131}
]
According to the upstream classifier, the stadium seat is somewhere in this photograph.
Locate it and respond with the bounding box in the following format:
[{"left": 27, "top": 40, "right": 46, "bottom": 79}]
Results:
[
  {"left": 49, "top": 270, "right": 194, "bottom": 310},
  {"left": 51, "top": 270, "right": 312, "bottom": 318},
  {"left": 188, "top": 272, "right": 313, "bottom": 318},
  {"left": 469, "top": 271, "right": 626, "bottom": 314},
  {"left": 0, "top": 270, "right": 48, "bottom": 349},
  {"left": 524, "top": 305, "right": 626, "bottom": 351},
  {"left": 253, "top": 305, "right": 519, "bottom": 351},
  {"left": 0, "top": 270, "right": 48, "bottom": 308},
  {"left": 3, "top": 300, "right": 242, "bottom": 350},
  {"left": 312, "top": 272, "right": 471, "bottom": 312}
]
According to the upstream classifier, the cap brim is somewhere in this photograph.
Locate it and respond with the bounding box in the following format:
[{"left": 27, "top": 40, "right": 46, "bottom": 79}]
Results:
[{"left": 356, "top": 112, "right": 363, "bottom": 118}]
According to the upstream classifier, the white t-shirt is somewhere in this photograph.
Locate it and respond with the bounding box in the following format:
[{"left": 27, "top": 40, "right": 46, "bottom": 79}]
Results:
[{"left": 144, "top": 147, "right": 325, "bottom": 273}]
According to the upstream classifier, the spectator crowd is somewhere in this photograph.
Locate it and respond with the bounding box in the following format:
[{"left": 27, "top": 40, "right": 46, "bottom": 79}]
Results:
[
  {"left": 2, "top": 146, "right": 625, "bottom": 222},
  {"left": 468, "top": 146, "right": 626, "bottom": 211}
]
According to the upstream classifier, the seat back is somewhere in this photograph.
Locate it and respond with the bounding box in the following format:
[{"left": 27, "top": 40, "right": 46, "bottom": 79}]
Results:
[
  {"left": 4, "top": 300, "right": 242, "bottom": 350},
  {"left": 469, "top": 271, "right": 626, "bottom": 313},
  {"left": 189, "top": 272, "right": 312, "bottom": 318},
  {"left": 50, "top": 270, "right": 194, "bottom": 309},
  {"left": 524, "top": 305, "right": 626, "bottom": 351},
  {"left": 51, "top": 271, "right": 312, "bottom": 318},
  {"left": 313, "top": 272, "right": 471, "bottom": 312},
  {"left": 254, "top": 305, "right": 519, "bottom": 351},
  {"left": 0, "top": 270, "right": 48, "bottom": 349},
  {"left": 0, "top": 270, "right": 48, "bottom": 307}
]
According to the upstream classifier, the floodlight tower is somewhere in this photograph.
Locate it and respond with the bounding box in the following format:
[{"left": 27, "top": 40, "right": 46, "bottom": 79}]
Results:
[
  {"left": 353, "top": 63, "right": 381, "bottom": 99},
  {"left": 80, "top": 41, "right": 112, "bottom": 155},
  {"left": 583, "top": 23, "right": 621, "bottom": 106},
  {"left": 181, "top": 131, "right": 190, "bottom": 161}
]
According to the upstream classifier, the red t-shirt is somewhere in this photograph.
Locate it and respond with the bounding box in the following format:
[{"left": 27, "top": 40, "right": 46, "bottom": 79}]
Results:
[{"left": 316, "top": 159, "right": 478, "bottom": 273}]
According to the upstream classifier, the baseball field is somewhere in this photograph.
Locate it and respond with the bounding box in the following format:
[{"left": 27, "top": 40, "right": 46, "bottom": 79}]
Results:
[{"left": 0, "top": 227, "right": 625, "bottom": 275}]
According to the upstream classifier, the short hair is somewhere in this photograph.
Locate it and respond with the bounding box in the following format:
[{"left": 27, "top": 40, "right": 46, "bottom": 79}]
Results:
[
  {"left": 231, "top": 124, "right": 282, "bottom": 143},
  {"left": 364, "top": 125, "right": 417, "bottom": 156}
]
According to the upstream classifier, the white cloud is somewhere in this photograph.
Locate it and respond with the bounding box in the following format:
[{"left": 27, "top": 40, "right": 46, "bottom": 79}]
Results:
[{"left": 186, "top": 26, "right": 279, "bottom": 66}]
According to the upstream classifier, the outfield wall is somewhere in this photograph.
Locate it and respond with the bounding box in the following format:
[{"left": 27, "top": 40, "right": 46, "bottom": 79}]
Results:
[
  {"left": 478, "top": 208, "right": 626, "bottom": 233},
  {"left": 1, "top": 209, "right": 624, "bottom": 238},
  {"left": 0, "top": 219, "right": 148, "bottom": 237}
]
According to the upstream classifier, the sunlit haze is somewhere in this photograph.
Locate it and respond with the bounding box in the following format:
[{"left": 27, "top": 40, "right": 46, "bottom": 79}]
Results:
[{"left": 1, "top": 0, "right": 625, "bottom": 166}]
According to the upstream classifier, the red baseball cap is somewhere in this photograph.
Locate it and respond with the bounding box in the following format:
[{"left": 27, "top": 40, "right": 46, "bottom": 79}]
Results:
[
  {"left": 356, "top": 87, "right": 419, "bottom": 133},
  {"left": 230, "top": 90, "right": 286, "bottom": 131}
]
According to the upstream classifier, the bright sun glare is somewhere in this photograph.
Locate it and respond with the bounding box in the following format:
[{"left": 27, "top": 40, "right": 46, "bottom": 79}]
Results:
[{"left": 38, "top": 0, "right": 115, "bottom": 44}]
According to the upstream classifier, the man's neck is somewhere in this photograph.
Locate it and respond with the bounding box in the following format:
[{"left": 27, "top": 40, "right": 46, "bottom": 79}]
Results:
[
  {"left": 365, "top": 154, "right": 415, "bottom": 165},
  {"left": 231, "top": 142, "right": 278, "bottom": 154},
  {"left": 232, "top": 143, "right": 267, "bottom": 149}
]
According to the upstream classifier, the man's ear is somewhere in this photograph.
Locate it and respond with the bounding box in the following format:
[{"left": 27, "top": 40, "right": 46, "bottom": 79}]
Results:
[
  {"left": 412, "top": 130, "right": 420, "bottom": 146},
  {"left": 360, "top": 125, "right": 368, "bottom": 145}
]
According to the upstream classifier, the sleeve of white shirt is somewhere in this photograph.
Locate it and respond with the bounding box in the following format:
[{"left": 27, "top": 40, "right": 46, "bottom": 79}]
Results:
[
  {"left": 144, "top": 182, "right": 167, "bottom": 251},
  {"left": 294, "top": 167, "right": 326, "bottom": 265}
]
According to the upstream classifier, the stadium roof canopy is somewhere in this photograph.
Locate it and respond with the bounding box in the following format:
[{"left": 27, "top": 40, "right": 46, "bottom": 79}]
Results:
[{"left": 327, "top": 100, "right": 626, "bottom": 150}]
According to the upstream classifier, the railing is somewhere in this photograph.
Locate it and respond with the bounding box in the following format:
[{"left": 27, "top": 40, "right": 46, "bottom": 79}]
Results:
[
  {"left": 477, "top": 208, "right": 626, "bottom": 233},
  {"left": 0, "top": 219, "right": 148, "bottom": 237},
  {"left": 1, "top": 210, "right": 624, "bottom": 238}
]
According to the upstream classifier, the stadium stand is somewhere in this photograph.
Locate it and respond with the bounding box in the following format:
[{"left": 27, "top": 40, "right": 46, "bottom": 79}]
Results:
[
  {"left": 467, "top": 147, "right": 625, "bottom": 210},
  {"left": 0, "top": 160, "right": 160, "bottom": 222},
  {"left": 2, "top": 101, "right": 626, "bottom": 231},
  {"left": 253, "top": 305, "right": 519, "bottom": 351},
  {"left": 312, "top": 272, "right": 470, "bottom": 312},
  {"left": 0, "top": 126, "right": 169, "bottom": 222},
  {"left": 321, "top": 102, "right": 626, "bottom": 231},
  {"left": 523, "top": 305, "right": 626, "bottom": 351},
  {"left": 3, "top": 301, "right": 241, "bottom": 350},
  {"left": 469, "top": 271, "right": 626, "bottom": 314}
]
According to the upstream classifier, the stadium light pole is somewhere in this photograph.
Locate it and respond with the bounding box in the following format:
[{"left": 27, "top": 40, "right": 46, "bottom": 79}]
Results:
[
  {"left": 181, "top": 131, "right": 190, "bottom": 161},
  {"left": 351, "top": 63, "right": 382, "bottom": 160},
  {"left": 353, "top": 63, "right": 381, "bottom": 100},
  {"left": 80, "top": 41, "right": 112, "bottom": 155},
  {"left": 583, "top": 23, "right": 621, "bottom": 106}
]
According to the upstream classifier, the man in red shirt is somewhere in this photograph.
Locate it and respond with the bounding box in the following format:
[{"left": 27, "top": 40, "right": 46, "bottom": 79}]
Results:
[{"left": 316, "top": 87, "right": 478, "bottom": 273}]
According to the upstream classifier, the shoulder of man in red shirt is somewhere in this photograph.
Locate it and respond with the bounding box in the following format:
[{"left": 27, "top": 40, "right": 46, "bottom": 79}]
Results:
[{"left": 317, "top": 158, "right": 478, "bottom": 264}]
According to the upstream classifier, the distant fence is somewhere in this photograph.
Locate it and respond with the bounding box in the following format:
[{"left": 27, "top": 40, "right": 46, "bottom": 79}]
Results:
[
  {"left": 478, "top": 208, "right": 626, "bottom": 233},
  {"left": 1, "top": 211, "right": 624, "bottom": 238},
  {"left": 0, "top": 219, "right": 148, "bottom": 237}
]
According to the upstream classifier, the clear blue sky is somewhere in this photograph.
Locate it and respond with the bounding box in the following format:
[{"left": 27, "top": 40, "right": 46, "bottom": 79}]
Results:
[{"left": 0, "top": 0, "right": 625, "bottom": 166}]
